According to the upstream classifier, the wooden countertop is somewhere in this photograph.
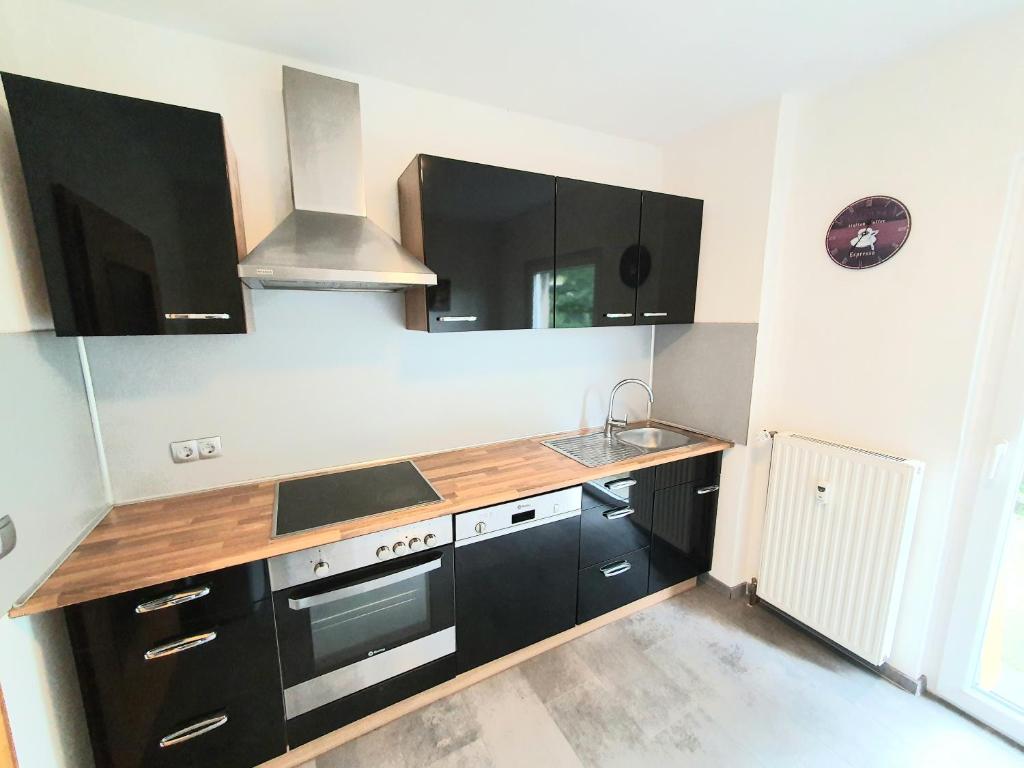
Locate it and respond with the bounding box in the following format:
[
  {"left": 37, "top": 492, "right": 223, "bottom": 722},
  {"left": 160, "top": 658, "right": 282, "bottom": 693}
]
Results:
[{"left": 11, "top": 423, "right": 729, "bottom": 617}]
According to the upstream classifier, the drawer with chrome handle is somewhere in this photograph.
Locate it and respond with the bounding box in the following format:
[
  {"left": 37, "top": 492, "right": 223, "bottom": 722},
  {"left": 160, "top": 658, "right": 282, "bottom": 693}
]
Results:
[
  {"left": 144, "top": 631, "right": 218, "bottom": 660},
  {"left": 136, "top": 585, "right": 211, "bottom": 614},
  {"left": 159, "top": 713, "right": 228, "bottom": 748},
  {"left": 577, "top": 547, "right": 651, "bottom": 624}
]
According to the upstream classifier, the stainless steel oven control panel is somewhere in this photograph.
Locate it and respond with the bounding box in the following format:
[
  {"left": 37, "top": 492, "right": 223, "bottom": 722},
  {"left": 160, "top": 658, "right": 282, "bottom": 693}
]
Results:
[
  {"left": 268, "top": 515, "right": 453, "bottom": 591},
  {"left": 454, "top": 486, "right": 582, "bottom": 544}
]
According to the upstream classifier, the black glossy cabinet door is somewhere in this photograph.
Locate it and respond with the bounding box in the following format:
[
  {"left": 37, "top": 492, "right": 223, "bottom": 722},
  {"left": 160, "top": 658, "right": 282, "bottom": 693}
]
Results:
[
  {"left": 637, "top": 192, "right": 703, "bottom": 325},
  {"left": 2, "top": 73, "right": 247, "bottom": 336},
  {"left": 649, "top": 481, "right": 720, "bottom": 593},
  {"left": 399, "top": 155, "right": 555, "bottom": 332},
  {"left": 455, "top": 516, "right": 580, "bottom": 672},
  {"left": 66, "top": 562, "right": 286, "bottom": 768},
  {"left": 554, "top": 178, "right": 641, "bottom": 327},
  {"left": 579, "top": 468, "right": 655, "bottom": 569}
]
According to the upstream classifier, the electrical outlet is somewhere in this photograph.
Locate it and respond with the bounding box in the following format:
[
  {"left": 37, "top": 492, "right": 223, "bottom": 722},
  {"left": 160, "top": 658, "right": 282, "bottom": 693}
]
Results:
[
  {"left": 170, "top": 439, "right": 199, "bottom": 463},
  {"left": 197, "top": 436, "right": 223, "bottom": 460}
]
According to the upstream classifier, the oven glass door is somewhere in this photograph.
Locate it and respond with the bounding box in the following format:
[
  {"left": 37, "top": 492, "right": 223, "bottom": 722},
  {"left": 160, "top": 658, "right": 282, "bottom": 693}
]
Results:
[{"left": 274, "top": 546, "right": 455, "bottom": 689}]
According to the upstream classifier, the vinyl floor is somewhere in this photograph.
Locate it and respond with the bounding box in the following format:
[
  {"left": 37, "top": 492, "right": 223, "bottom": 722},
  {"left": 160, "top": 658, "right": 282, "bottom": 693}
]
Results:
[{"left": 299, "top": 587, "right": 1024, "bottom": 767}]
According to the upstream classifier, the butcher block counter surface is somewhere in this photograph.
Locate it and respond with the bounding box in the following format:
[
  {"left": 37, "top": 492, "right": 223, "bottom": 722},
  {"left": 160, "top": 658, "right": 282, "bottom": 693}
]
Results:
[{"left": 11, "top": 422, "right": 729, "bottom": 617}]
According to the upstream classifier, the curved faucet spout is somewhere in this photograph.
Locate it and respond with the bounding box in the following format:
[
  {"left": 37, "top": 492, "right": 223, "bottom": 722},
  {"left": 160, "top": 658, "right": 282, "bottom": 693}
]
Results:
[{"left": 605, "top": 378, "right": 654, "bottom": 438}]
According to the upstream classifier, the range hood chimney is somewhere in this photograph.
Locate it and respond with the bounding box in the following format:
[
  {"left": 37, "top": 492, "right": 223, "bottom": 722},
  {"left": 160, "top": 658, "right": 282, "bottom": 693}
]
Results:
[{"left": 238, "top": 67, "right": 436, "bottom": 291}]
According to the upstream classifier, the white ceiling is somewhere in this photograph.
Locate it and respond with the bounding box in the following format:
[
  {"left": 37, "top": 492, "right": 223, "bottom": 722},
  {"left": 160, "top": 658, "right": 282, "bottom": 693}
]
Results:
[{"left": 70, "top": 0, "right": 1020, "bottom": 144}]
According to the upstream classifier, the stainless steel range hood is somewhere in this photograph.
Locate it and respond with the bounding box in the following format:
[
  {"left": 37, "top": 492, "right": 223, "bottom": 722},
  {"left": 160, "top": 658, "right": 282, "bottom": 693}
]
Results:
[{"left": 238, "top": 67, "right": 436, "bottom": 292}]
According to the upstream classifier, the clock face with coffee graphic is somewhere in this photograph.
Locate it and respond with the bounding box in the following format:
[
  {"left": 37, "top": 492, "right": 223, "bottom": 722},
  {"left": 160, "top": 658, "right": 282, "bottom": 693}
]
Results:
[{"left": 826, "top": 196, "right": 911, "bottom": 269}]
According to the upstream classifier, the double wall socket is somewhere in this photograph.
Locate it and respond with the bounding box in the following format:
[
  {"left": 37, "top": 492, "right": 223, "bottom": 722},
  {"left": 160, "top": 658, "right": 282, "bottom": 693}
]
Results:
[{"left": 171, "top": 436, "right": 223, "bottom": 464}]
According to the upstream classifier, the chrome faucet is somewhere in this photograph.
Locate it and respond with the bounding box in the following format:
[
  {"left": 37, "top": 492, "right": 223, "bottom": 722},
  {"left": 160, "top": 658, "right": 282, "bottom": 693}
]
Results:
[{"left": 605, "top": 378, "right": 654, "bottom": 438}]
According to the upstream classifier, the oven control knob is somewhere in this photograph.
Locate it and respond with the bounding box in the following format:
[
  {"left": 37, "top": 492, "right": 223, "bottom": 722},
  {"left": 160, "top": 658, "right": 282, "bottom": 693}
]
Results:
[
  {"left": 408, "top": 537, "right": 424, "bottom": 552},
  {"left": 423, "top": 533, "right": 438, "bottom": 547},
  {"left": 313, "top": 560, "right": 330, "bottom": 578},
  {"left": 474, "top": 521, "right": 487, "bottom": 534},
  {"left": 392, "top": 541, "right": 408, "bottom": 557},
  {"left": 376, "top": 545, "right": 393, "bottom": 561}
]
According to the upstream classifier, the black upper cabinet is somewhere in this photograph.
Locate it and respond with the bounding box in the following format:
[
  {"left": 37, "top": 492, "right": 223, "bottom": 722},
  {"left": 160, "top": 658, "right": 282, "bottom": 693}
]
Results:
[
  {"left": 637, "top": 192, "right": 703, "bottom": 325},
  {"left": 554, "top": 178, "right": 641, "bottom": 328},
  {"left": 397, "top": 154, "right": 702, "bottom": 332},
  {"left": 399, "top": 155, "right": 555, "bottom": 332},
  {"left": 2, "top": 73, "right": 246, "bottom": 336}
]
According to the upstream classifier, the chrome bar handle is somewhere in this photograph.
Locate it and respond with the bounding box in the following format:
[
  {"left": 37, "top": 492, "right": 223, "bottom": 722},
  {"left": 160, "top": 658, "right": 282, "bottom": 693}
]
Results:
[
  {"left": 600, "top": 560, "right": 632, "bottom": 578},
  {"left": 603, "top": 507, "right": 635, "bottom": 520},
  {"left": 159, "top": 713, "right": 228, "bottom": 748},
  {"left": 289, "top": 557, "right": 441, "bottom": 611},
  {"left": 604, "top": 313, "right": 633, "bottom": 319},
  {"left": 643, "top": 312, "right": 668, "bottom": 318},
  {"left": 697, "top": 485, "right": 720, "bottom": 495},
  {"left": 136, "top": 586, "right": 210, "bottom": 614},
  {"left": 144, "top": 631, "right": 217, "bottom": 660},
  {"left": 437, "top": 316, "right": 477, "bottom": 322},
  {"left": 164, "top": 313, "right": 231, "bottom": 320},
  {"left": 605, "top": 478, "right": 636, "bottom": 491}
]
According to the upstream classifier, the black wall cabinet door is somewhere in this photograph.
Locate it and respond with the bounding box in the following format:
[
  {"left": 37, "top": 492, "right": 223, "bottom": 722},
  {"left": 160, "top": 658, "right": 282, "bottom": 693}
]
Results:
[
  {"left": 648, "top": 481, "right": 720, "bottom": 592},
  {"left": 637, "top": 192, "right": 703, "bottom": 325},
  {"left": 554, "top": 178, "right": 641, "bottom": 328},
  {"left": 2, "top": 73, "right": 247, "bottom": 336},
  {"left": 400, "top": 155, "right": 555, "bottom": 332}
]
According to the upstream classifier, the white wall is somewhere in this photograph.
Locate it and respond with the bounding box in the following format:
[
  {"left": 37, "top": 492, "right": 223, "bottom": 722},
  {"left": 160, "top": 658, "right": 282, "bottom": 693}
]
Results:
[
  {"left": 665, "top": 100, "right": 780, "bottom": 325},
  {"left": 0, "top": 0, "right": 664, "bottom": 501},
  {"left": 658, "top": 101, "right": 781, "bottom": 586},
  {"left": 745, "top": 11, "right": 1024, "bottom": 678}
]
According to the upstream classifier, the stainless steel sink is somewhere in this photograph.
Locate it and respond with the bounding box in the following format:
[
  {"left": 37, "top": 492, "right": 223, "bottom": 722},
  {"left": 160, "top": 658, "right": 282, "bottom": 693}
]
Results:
[
  {"left": 615, "top": 427, "right": 700, "bottom": 451},
  {"left": 543, "top": 426, "right": 701, "bottom": 468}
]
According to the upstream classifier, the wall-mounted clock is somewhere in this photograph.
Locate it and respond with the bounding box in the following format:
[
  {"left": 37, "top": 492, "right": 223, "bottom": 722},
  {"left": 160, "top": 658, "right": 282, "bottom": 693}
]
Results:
[{"left": 826, "top": 196, "right": 911, "bottom": 269}]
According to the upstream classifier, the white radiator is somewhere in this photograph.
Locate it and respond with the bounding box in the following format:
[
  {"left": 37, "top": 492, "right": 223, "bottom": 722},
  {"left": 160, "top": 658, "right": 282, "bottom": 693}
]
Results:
[{"left": 758, "top": 433, "right": 924, "bottom": 665}]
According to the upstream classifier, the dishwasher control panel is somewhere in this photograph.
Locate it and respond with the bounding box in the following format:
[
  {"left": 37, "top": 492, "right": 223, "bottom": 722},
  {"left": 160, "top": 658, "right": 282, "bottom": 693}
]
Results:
[{"left": 454, "top": 486, "right": 582, "bottom": 543}]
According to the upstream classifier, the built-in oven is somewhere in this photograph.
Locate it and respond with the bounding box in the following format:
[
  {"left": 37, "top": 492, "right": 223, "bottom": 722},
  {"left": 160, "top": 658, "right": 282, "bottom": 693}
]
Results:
[{"left": 268, "top": 515, "right": 455, "bottom": 746}]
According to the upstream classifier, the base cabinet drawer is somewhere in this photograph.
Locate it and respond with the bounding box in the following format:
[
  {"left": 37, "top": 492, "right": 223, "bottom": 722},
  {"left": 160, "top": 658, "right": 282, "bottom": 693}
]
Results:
[
  {"left": 579, "top": 468, "right": 654, "bottom": 569},
  {"left": 67, "top": 562, "right": 286, "bottom": 768},
  {"left": 105, "top": 687, "right": 285, "bottom": 768},
  {"left": 577, "top": 547, "right": 650, "bottom": 624},
  {"left": 649, "top": 481, "right": 719, "bottom": 593}
]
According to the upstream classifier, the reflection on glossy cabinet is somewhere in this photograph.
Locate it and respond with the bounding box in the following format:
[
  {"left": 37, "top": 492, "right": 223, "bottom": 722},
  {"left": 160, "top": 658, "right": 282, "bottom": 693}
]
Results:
[
  {"left": 399, "top": 155, "right": 555, "bottom": 332},
  {"left": 2, "top": 73, "right": 248, "bottom": 337},
  {"left": 648, "top": 480, "right": 720, "bottom": 593},
  {"left": 66, "top": 562, "right": 286, "bottom": 768},
  {"left": 554, "top": 178, "right": 641, "bottom": 328},
  {"left": 637, "top": 192, "right": 703, "bottom": 325}
]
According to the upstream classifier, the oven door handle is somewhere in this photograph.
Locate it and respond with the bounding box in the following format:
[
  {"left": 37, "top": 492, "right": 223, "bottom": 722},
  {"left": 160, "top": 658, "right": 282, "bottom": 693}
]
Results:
[{"left": 288, "top": 556, "right": 442, "bottom": 611}]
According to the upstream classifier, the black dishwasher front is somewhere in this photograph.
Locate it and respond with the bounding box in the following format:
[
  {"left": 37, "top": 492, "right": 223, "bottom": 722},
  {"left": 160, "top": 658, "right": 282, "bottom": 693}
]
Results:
[{"left": 454, "top": 487, "right": 582, "bottom": 673}]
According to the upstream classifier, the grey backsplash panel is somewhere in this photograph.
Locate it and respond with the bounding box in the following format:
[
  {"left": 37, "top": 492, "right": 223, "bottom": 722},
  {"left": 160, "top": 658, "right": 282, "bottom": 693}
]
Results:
[
  {"left": 0, "top": 332, "right": 107, "bottom": 610},
  {"left": 651, "top": 323, "right": 759, "bottom": 445}
]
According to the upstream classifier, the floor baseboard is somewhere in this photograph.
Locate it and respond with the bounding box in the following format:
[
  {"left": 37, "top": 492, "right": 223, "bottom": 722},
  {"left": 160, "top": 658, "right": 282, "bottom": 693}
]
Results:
[
  {"left": 758, "top": 599, "right": 927, "bottom": 696},
  {"left": 697, "top": 573, "right": 748, "bottom": 600}
]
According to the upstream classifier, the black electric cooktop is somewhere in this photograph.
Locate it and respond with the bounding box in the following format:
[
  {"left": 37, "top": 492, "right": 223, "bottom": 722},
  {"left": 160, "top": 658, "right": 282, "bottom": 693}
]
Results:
[{"left": 273, "top": 460, "right": 442, "bottom": 537}]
